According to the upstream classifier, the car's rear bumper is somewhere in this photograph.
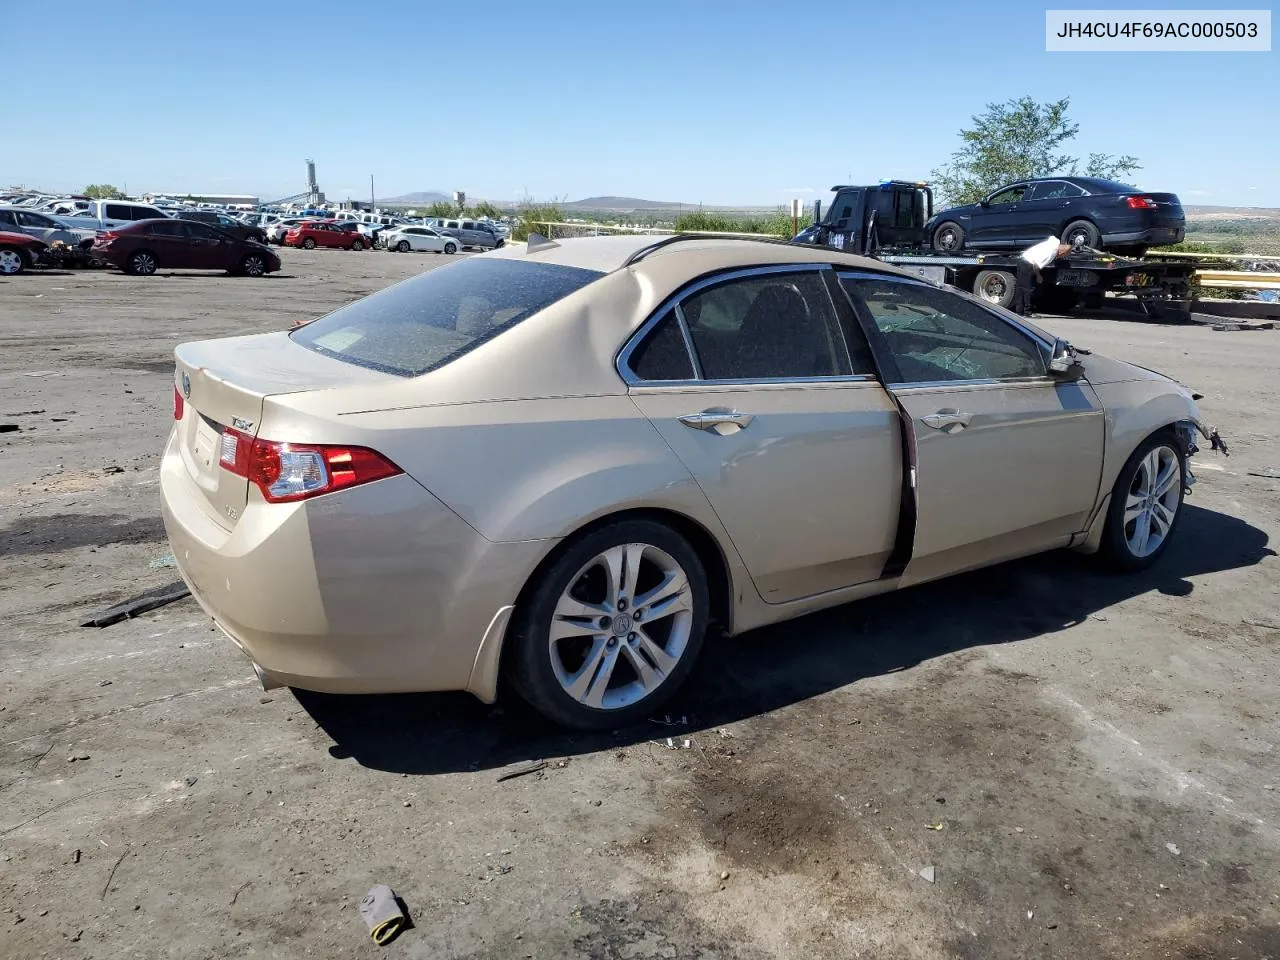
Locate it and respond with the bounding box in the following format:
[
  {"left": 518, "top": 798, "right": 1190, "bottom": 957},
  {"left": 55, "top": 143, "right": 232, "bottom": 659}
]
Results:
[
  {"left": 159, "top": 429, "right": 549, "bottom": 699},
  {"left": 1102, "top": 226, "right": 1185, "bottom": 246}
]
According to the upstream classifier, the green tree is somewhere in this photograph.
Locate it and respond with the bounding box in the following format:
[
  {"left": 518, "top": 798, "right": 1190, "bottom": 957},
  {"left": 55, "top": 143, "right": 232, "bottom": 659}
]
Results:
[
  {"left": 83, "top": 184, "right": 125, "bottom": 199},
  {"left": 930, "top": 97, "right": 1141, "bottom": 206},
  {"left": 467, "top": 201, "right": 502, "bottom": 220},
  {"left": 424, "top": 201, "right": 455, "bottom": 218}
]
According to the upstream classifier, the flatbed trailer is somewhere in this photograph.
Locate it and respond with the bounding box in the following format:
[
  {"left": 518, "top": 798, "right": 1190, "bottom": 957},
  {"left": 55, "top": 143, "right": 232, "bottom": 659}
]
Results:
[{"left": 795, "top": 181, "right": 1200, "bottom": 319}]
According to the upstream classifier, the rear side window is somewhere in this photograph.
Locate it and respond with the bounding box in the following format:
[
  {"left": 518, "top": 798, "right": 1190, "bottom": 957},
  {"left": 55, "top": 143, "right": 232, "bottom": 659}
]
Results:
[
  {"left": 628, "top": 310, "right": 695, "bottom": 381},
  {"left": 0, "top": 210, "right": 16, "bottom": 227},
  {"left": 104, "top": 204, "right": 131, "bottom": 219},
  {"left": 292, "top": 258, "right": 604, "bottom": 377}
]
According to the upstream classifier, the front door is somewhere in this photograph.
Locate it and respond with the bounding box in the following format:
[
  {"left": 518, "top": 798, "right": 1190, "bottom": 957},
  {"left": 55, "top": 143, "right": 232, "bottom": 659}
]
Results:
[
  {"left": 625, "top": 266, "right": 903, "bottom": 603},
  {"left": 971, "top": 183, "right": 1031, "bottom": 247},
  {"left": 181, "top": 222, "right": 229, "bottom": 269},
  {"left": 837, "top": 273, "right": 1105, "bottom": 585}
]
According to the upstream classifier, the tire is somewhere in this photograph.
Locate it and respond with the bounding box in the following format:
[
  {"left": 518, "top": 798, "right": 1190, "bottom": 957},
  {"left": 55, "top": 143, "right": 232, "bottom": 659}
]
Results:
[
  {"left": 444, "top": 242, "right": 457, "bottom": 255},
  {"left": 351, "top": 239, "right": 364, "bottom": 251},
  {"left": 240, "top": 253, "right": 267, "bottom": 277},
  {"left": 397, "top": 240, "right": 410, "bottom": 252},
  {"left": 126, "top": 250, "right": 158, "bottom": 276},
  {"left": 972, "top": 268, "right": 1016, "bottom": 308},
  {"left": 1063, "top": 219, "right": 1100, "bottom": 249},
  {"left": 301, "top": 237, "right": 316, "bottom": 250},
  {"left": 507, "top": 519, "right": 710, "bottom": 730},
  {"left": 0, "top": 246, "right": 27, "bottom": 275},
  {"left": 932, "top": 221, "right": 965, "bottom": 253},
  {"left": 495, "top": 238, "right": 505, "bottom": 248},
  {"left": 1099, "top": 432, "right": 1186, "bottom": 571},
  {"left": 251, "top": 233, "right": 266, "bottom": 244}
]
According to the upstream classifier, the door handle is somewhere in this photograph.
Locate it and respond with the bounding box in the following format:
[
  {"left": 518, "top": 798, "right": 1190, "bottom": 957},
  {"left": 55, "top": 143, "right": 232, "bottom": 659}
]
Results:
[
  {"left": 679, "top": 409, "right": 754, "bottom": 432},
  {"left": 921, "top": 410, "right": 973, "bottom": 432}
]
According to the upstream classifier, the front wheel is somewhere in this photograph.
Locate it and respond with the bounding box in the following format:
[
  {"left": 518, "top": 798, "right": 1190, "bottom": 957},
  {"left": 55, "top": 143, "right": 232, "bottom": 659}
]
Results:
[
  {"left": 932, "top": 221, "right": 964, "bottom": 253},
  {"left": 444, "top": 242, "right": 457, "bottom": 255},
  {"left": 0, "top": 246, "right": 27, "bottom": 275},
  {"left": 1100, "top": 432, "right": 1186, "bottom": 571},
  {"left": 507, "top": 520, "right": 710, "bottom": 730},
  {"left": 240, "top": 253, "right": 267, "bottom": 277},
  {"left": 972, "top": 268, "right": 1016, "bottom": 308}
]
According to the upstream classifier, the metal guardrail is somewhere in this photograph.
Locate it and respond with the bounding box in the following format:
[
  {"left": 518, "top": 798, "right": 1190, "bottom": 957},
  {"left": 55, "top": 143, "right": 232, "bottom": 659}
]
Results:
[
  {"left": 1195, "top": 270, "right": 1280, "bottom": 290},
  {"left": 528, "top": 222, "right": 784, "bottom": 240}
]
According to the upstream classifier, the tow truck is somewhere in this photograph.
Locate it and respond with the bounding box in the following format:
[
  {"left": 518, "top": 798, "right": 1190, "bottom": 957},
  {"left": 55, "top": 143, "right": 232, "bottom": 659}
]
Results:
[{"left": 793, "top": 181, "right": 1199, "bottom": 318}]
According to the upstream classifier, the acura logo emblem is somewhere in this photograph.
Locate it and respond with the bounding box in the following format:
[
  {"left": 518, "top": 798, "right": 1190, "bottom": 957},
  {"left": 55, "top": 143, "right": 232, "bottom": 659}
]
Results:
[{"left": 181, "top": 371, "right": 191, "bottom": 399}]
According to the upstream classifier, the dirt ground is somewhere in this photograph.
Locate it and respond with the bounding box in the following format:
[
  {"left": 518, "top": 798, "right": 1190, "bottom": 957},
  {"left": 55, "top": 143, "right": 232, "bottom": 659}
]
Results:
[{"left": 2, "top": 250, "right": 1278, "bottom": 960}]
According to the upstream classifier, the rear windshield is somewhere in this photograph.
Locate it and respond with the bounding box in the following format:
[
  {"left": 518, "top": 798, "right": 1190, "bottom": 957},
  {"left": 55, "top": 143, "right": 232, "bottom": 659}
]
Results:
[{"left": 291, "top": 257, "right": 604, "bottom": 377}]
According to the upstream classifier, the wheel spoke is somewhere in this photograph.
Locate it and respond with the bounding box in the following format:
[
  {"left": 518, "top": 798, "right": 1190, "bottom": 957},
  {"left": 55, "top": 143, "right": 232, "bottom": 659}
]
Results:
[
  {"left": 580, "top": 645, "right": 621, "bottom": 708},
  {"left": 554, "top": 593, "right": 611, "bottom": 621},
  {"left": 635, "top": 572, "right": 691, "bottom": 622},
  {"left": 562, "top": 637, "right": 610, "bottom": 703},
  {"left": 636, "top": 628, "right": 679, "bottom": 676},
  {"left": 1154, "top": 456, "right": 1180, "bottom": 496},
  {"left": 601, "top": 543, "right": 646, "bottom": 608},
  {"left": 1142, "top": 450, "right": 1161, "bottom": 494},
  {"left": 1152, "top": 501, "right": 1176, "bottom": 533},
  {"left": 1123, "top": 493, "right": 1145, "bottom": 524},
  {"left": 548, "top": 616, "right": 602, "bottom": 642},
  {"left": 1130, "top": 508, "right": 1152, "bottom": 556},
  {"left": 620, "top": 641, "right": 660, "bottom": 690}
]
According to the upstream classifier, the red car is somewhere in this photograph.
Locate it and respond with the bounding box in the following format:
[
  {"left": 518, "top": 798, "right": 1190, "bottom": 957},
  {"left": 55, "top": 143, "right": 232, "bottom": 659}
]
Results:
[
  {"left": 93, "top": 219, "right": 281, "bottom": 277},
  {"left": 283, "top": 221, "right": 367, "bottom": 251},
  {"left": 0, "top": 231, "right": 48, "bottom": 275}
]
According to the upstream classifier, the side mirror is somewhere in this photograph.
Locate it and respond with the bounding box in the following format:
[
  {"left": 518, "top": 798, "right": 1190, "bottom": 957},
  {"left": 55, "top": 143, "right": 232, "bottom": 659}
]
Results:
[
  {"left": 1048, "top": 338, "right": 1085, "bottom": 381},
  {"left": 978, "top": 199, "right": 990, "bottom": 208}
]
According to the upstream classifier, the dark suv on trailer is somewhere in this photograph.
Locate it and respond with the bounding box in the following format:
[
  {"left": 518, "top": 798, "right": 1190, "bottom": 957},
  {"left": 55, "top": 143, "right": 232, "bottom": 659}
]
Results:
[{"left": 927, "top": 177, "right": 1185, "bottom": 256}]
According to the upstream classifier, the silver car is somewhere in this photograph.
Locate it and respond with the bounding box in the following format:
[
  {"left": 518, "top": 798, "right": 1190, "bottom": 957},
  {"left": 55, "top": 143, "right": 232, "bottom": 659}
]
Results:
[
  {"left": 439, "top": 219, "right": 504, "bottom": 250},
  {"left": 0, "top": 206, "right": 95, "bottom": 248}
]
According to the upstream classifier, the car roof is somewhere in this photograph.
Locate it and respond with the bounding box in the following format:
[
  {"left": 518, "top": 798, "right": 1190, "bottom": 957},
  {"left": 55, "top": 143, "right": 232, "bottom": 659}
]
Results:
[{"left": 486, "top": 234, "right": 915, "bottom": 281}]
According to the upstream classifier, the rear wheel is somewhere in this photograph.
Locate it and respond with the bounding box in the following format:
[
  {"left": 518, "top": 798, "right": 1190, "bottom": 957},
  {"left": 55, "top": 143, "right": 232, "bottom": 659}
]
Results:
[
  {"left": 507, "top": 520, "right": 709, "bottom": 730},
  {"left": 126, "top": 250, "right": 157, "bottom": 276},
  {"left": 0, "top": 246, "right": 26, "bottom": 275},
  {"left": 932, "top": 221, "right": 965, "bottom": 253},
  {"left": 301, "top": 237, "right": 316, "bottom": 250},
  {"left": 1063, "top": 219, "right": 1100, "bottom": 249},
  {"left": 397, "top": 240, "right": 410, "bottom": 252},
  {"left": 972, "top": 268, "right": 1016, "bottom": 308},
  {"left": 1100, "top": 432, "right": 1186, "bottom": 571}
]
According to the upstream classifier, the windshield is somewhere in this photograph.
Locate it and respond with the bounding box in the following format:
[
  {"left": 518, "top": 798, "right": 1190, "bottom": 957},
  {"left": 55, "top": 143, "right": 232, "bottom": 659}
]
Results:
[{"left": 291, "top": 257, "right": 604, "bottom": 377}]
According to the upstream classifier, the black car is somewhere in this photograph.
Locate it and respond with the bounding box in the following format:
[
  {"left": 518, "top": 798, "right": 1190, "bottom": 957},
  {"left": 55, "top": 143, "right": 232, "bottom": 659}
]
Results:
[
  {"left": 927, "top": 177, "right": 1184, "bottom": 256},
  {"left": 179, "top": 210, "right": 269, "bottom": 245}
]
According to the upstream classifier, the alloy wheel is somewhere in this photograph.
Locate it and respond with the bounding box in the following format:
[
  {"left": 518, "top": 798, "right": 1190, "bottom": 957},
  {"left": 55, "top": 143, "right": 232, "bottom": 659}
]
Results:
[
  {"left": 243, "top": 256, "right": 265, "bottom": 277},
  {"left": 936, "top": 226, "right": 960, "bottom": 251},
  {"left": 548, "top": 542, "right": 694, "bottom": 711},
  {"left": 0, "top": 249, "right": 23, "bottom": 274},
  {"left": 131, "top": 252, "right": 156, "bottom": 275},
  {"left": 1123, "top": 444, "right": 1181, "bottom": 558}
]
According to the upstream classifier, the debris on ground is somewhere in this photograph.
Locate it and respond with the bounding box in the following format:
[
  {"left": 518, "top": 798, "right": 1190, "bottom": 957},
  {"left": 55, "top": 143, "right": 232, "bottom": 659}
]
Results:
[
  {"left": 926, "top": 822, "right": 944, "bottom": 831},
  {"left": 918, "top": 865, "right": 935, "bottom": 883},
  {"left": 495, "top": 760, "right": 547, "bottom": 783},
  {"left": 1166, "top": 842, "right": 1181, "bottom": 856},
  {"left": 0, "top": 424, "right": 19, "bottom": 433},
  {"left": 79, "top": 581, "right": 192, "bottom": 628},
  {"left": 148, "top": 554, "right": 177, "bottom": 569},
  {"left": 1246, "top": 468, "right": 1280, "bottom": 479},
  {"left": 1243, "top": 618, "right": 1280, "bottom": 630},
  {"left": 359, "top": 884, "right": 408, "bottom": 945}
]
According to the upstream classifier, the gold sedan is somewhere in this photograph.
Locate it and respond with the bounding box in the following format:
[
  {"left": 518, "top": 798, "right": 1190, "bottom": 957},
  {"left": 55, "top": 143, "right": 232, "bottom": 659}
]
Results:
[{"left": 161, "top": 235, "right": 1218, "bottom": 729}]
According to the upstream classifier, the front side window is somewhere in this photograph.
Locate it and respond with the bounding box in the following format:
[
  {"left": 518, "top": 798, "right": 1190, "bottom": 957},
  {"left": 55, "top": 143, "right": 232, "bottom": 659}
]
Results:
[
  {"left": 0, "top": 210, "right": 16, "bottom": 227},
  {"left": 17, "top": 211, "right": 56, "bottom": 228},
  {"left": 292, "top": 258, "right": 604, "bottom": 377},
  {"left": 679, "top": 271, "right": 853, "bottom": 381},
  {"left": 986, "top": 185, "right": 1028, "bottom": 206},
  {"left": 842, "top": 277, "right": 1046, "bottom": 383}
]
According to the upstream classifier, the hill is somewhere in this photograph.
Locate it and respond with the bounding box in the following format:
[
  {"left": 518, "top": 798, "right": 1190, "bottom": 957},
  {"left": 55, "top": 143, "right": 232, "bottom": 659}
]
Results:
[
  {"left": 1185, "top": 205, "right": 1280, "bottom": 221},
  {"left": 562, "top": 196, "right": 689, "bottom": 211},
  {"left": 377, "top": 190, "right": 453, "bottom": 205}
]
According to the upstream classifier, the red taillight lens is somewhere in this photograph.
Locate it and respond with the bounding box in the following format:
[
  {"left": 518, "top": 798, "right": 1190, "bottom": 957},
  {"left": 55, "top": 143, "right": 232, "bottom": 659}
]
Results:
[
  {"left": 1125, "top": 196, "right": 1157, "bottom": 209},
  {"left": 219, "top": 429, "right": 401, "bottom": 503},
  {"left": 173, "top": 384, "right": 184, "bottom": 421}
]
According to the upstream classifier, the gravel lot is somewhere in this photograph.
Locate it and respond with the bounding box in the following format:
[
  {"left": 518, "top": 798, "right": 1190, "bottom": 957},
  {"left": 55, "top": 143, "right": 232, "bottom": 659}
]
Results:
[{"left": 2, "top": 250, "right": 1278, "bottom": 960}]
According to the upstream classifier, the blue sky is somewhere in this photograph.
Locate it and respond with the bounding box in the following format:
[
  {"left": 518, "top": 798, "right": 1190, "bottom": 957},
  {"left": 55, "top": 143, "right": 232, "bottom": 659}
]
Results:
[{"left": 6, "top": 1, "right": 1276, "bottom": 206}]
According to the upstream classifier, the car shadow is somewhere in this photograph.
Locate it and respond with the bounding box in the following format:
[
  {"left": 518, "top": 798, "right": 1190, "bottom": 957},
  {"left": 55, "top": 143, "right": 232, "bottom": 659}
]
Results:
[{"left": 296, "top": 504, "right": 1272, "bottom": 776}]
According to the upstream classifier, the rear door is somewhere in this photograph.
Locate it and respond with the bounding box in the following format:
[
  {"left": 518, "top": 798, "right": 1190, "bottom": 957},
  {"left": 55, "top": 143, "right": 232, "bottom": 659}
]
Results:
[
  {"left": 15, "top": 210, "right": 60, "bottom": 243},
  {"left": 626, "top": 266, "right": 903, "bottom": 603},
  {"left": 837, "top": 273, "right": 1105, "bottom": 585},
  {"left": 1019, "top": 180, "right": 1088, "bottom": 243}
]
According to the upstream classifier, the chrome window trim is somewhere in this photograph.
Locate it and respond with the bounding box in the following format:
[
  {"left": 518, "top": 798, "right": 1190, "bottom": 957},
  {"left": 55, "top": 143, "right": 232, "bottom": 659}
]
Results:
[
  {"left": 629, "top": 373, "right": 881, "bottom": 391},
  {"left": 888, "top": 376, "right": 1057, "bottom": 392},
  {"left": 616, "top": 262, "right": 847, "bottom": 387},
  {"left": 834, "top": 269, "right": 1056, "bottom": 355}
]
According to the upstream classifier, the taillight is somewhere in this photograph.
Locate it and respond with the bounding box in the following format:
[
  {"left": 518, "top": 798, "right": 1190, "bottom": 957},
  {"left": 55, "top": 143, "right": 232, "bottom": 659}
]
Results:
[
  {"left": 1125, "top": 196, "right": 1157, "bottom": 209},
  {"left": 173, "top": 384, "right": 184, "bottom": 421},
  {"left": 218, "top": 429, "right": 401, "bottom": 503},
  {"left": 96, "top": 230, "right": 119, "bottom": 244}
]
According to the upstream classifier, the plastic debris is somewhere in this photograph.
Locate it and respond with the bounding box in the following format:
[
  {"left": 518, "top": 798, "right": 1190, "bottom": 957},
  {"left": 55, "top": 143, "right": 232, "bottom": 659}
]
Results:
[
  {"left": 149, "top": 554, "right": 177, "bottom": 569},
  {"left": 926, "top": 822, "right": 944, "bottom": 831},
  {"left": 79, "top": 581, "right": 191, "bottom": 628},
  {"left": 918, "top": 865, "right": 935, "bottom": 883},
  {"left": 359, "top": 884, "right": 408, "bottom": 945},
  {"left": 1166, "top": 842, "right": 1181, "bottom": 856}
]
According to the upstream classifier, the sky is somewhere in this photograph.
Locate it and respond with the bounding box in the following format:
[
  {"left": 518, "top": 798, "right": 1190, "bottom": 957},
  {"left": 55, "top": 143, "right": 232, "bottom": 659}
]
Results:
[{"left": 5, "top": 1, "right": 1276, "bottom": 207}]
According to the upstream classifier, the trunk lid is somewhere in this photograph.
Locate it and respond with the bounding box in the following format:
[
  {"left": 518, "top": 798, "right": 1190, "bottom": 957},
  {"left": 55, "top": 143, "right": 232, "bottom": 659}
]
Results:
[
  {"left": 173, "top": 332, "right": 393, "bottom": 530},
  {"left": 1140, "top": 192, "right": 1184, "bottom": 224}
]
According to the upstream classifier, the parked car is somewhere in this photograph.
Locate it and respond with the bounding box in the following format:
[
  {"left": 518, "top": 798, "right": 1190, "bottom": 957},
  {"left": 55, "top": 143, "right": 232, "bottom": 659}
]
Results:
[
  {"left": 159, "top": 235, "right": 1218, "bottom": 730},
  {"left": 284, "top": 221, "right": 367, "bottom": 250},
  {"left": 0, "top": 207, "right": 96, "bottom": 248},
  {"left": 928, "top": 177, "right": 1186, "bottom": 256},
  {"left": 93, "top": 219, "right": 280, "bottom": 276},
  {"left": 0, "top": 231, "right": 47, "bottom": 274},
  {"left": 381, "top": 225, "right": 458, "bottom": 254},
  {"left": 179, "top": 210, "right": 269, "bottom": 244},
  {"left": 56, "top": 199, "right": 173, "bottom": 233},
  {"left": 267, "top": 218, "right": 315, "bottom": 244},
  {"left": 438, "top": 219, "right": 503, "bottom": 250}
]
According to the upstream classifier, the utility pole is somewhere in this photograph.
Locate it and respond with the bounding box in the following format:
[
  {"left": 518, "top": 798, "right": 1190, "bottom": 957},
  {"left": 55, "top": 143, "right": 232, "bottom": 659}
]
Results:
[{"left": 370, "top": 175, "right": 375, "bottom": 213}]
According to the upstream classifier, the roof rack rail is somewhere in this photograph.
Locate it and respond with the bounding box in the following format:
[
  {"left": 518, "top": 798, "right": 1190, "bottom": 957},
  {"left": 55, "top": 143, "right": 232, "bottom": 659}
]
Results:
[{"left": 621, "top": 232, "right": 795, "bottom": 268}]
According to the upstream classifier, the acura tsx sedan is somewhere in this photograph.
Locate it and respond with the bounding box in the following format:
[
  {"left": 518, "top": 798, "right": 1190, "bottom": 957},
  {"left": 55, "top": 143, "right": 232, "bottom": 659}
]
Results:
[{"left": 161, "top": 234, "right": 1219, "bottom": 729}]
